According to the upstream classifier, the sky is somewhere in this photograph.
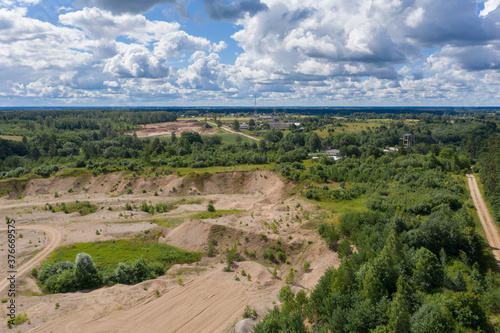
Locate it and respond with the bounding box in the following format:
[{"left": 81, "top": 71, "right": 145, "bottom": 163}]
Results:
[{"left": 0, "top": 0, "right": 499, "bottom": 107}]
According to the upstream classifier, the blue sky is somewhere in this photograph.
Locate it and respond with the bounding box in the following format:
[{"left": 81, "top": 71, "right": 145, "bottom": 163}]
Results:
[{"left": 0, "top": 0, "right": 499, "bottom": 106}]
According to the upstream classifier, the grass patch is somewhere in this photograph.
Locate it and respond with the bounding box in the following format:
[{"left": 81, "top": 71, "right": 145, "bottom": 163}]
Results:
[
  {"left": 0, "top": 135, "right": 23, "bottom": 141},
  {"left": 44, "top": 239, "right": 201, "bottom": 272},
  {"left": 151, "top": 216, "right": 189, "bottom": 228},
  {"left": 46, "top": 201, "right": 97, "bottom": 215},
  {"left": 55, "top": 168, "right": 90, "bottom": 178},
  {"left": 302, "top": 195, "right": 368, "bottom": 228},
  {"left": 169, "top": 164, "right": 272, "bottom": 176},
  {"left": 190, "top": 209, "right": 244, "bottom": 220},
  {"left": 219, "top": 133, "right": 255, "bottom": 144},
  {"left": 0, "top": 179, "right": 28, "bottom": 197}
]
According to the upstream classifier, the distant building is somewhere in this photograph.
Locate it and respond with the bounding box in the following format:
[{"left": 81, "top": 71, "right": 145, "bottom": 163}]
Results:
[
  {"left": 325, "top": 149, "right": 340, "bottom": 156},
  {"left": 259, "top": 115, "right": 275, "bottom": 120},
  {"left": 239, "top": 123, "right": 249, "bottom": 130},
  {"left": 383, "top": 147, "right": 399, "bottom": 153},
  {"left": 400, "top": 134, "right": 415, "bottom": 147}
]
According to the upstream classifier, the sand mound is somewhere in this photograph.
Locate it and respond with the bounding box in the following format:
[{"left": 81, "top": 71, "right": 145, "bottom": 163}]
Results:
[
  {"left": 234, "top": 318, "right": 257, "bottom": 333},
  {"left": 161, "top": 219, "right": 212, "bottom": 252}
]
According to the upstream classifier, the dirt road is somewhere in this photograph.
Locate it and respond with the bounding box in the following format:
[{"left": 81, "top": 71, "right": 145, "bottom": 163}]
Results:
[
  {"left": 467, "top": 174, "right": 500, "bottom": 270},
  {"left": 207, "top": 122, "right": 260, "bottom": 141},
  {"left": 0, "top": 225, "right": 62, "bottom": 294}
]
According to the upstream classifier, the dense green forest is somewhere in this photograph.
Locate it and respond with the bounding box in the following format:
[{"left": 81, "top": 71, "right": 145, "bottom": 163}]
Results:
[{"left": 1, "top": 108, "right": 499, "bottom": 331}]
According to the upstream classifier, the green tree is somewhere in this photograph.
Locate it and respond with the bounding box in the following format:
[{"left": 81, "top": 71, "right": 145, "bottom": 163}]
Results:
[
  {"left": 75, "top": 253, "right": 99, "bottom": 289},
  {"left": 387, "top": 277, "right": 412, "bottom": 333},
  {"left": 412, "top": 247, "right": 443, "bottom": 292},
  {"left": 306, "top": 132, "right": 321, "bottom": 152},
  {"left": 410, "top": 302, "right": 455, "bottom": 333},
  {"left": 232, "top": 120, "right": 240, "bottom": 131}
]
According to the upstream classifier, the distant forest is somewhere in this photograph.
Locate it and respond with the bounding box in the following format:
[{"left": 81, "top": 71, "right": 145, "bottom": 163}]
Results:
[{"left": 1, "top": 108, "right": 500, "bottom": 332}]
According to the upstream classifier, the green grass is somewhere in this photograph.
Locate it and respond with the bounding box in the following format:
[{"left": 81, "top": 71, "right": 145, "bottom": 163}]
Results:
[
  {"left": 190, "top": 209, "right": 244, "bottom": 219},
  {"left": 151, "top": 216, "right": 189, "bottom": 228},
  {"left": 167, "top": 164, "right": 272, "bottom": 176},
  {"left": 302, "top": 195, "right": 369, "bottom": 228},
  {"left": 50, "top": 201, "right": 97, "bottom": 215},
  {"left": 44, "top": 240, "right": 201, "bottom": 272},
  {"left": 219, "top": 133, "right": 255, "bottom": 144},
  {"left": 55, "top": 168, "right": 90, "bottom": 178},
  {"left": 0, "top": 135, "right": 23, "bottom": 141}
]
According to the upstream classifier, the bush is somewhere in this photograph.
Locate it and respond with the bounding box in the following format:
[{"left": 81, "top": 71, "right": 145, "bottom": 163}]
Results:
[
  {"left": 207, "top": 237, "right": 217, "bottom": 257},
  {"left": 285, "top": 268, "right": 295, "bottom": 284},
  {"left": 243, "top": 305, "right": 252, "bottom": 319},
  {"left": 410, "top": 302, "right": 455, "bottom": 333},
  {"left": 207, "top": 203, "right": 215, "bottom": 212},
  {"left": 303, "top": 260, "right": 310, "bottom": 272},
  {"left": 318, "top": 223, "right": 339, "bottom": 250}
]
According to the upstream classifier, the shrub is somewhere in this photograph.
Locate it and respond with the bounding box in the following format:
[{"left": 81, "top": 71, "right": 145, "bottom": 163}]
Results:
[
  {"left": 410, "top": 302, "right": 455, "bottom": 333},
  {"left": 68, "top": 187, "right": 73, "bottom": 193},
  {"left": 303, "top": 260, "right": 310, "bottom": 272},
  {"left": 207, "top": 203, "right": 215, "bottom": 212},
  {"left": 207, "top": 237, "right": 217, "bottom": 257},
  {"left": 318, "top": 223, "right": 339, "bottom": 250},
  {"left": 243, "top": 305, "right": 252, "bottom": 319},
  {"left": 285, "top": 268, "right": 295, "bottom": 284}
]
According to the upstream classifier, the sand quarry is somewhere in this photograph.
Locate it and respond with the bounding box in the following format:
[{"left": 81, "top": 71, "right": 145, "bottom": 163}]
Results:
[
  {"left": 123, "top": 120, "right": 218, "bottom": 138},
  {"left": 0, "top": 170, "right": 340, "bottom": 332}
]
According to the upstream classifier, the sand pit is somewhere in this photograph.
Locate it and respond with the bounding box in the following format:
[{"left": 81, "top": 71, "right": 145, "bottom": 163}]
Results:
[
  {"left": 124, "top": 120, "right": 218, "bottom": 138},
  {"left": 0, "top": 170, "right": 340, "bottom": 332}
]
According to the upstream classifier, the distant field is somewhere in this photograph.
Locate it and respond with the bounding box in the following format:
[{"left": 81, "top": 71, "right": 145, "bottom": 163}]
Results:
[
  {"left": 219, "top": 133, "right": 255, "bottom": 144},
  {"left": 314, "top": 122, "right": 382, "bottom": 137},
  {"left": 193, "top": 117, "right": 252, "bottom": 122},
  {"left": 0, "top": 135, "right": 23, "bottom": 141},
  {"left": 314, "top": 119, "right": 419, "bottom": 137}
]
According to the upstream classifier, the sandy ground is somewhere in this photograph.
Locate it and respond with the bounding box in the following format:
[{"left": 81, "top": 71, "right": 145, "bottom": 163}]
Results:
[
  {"left": 0, "top": 170, "right": 340, "bottom": 332},
  {"left": 124, "top": 120, "right": 218, "bottom": 138},
  {"left": 467, "top": 174, "right": 500, "bottom": 270}
]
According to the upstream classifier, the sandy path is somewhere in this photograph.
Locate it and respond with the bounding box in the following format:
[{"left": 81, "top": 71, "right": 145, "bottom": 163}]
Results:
[
  {"left": 207, "top": 122, "right": 260, "bottom": 141},
  {"left": 0, "top": 225, "right": 62, "bottom": 294},
  {"left": 467, "top": 174, "right": 500, "bottom": 270},
  {"left": 32, "top": 262, "right": 275, "bottom": 333}
]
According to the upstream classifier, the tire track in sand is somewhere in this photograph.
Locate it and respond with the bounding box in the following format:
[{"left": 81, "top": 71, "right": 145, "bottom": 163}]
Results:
[
  {"left": 467, "top": 174, "right": 500, "bottom": 271},
  {"left": 0, "top": 225, "right": 63, "bottom": 294}
]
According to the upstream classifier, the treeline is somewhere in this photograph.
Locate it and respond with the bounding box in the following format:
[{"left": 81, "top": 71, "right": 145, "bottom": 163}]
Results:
[
  {"left": 0, "top": 111, "right": 498, "bottom": 187},
  {"left": 255, "top": 170, "right": 499, "bottom": 332},
  {"left": 479, "top": 135, "right": 500, "bottom": 222}
]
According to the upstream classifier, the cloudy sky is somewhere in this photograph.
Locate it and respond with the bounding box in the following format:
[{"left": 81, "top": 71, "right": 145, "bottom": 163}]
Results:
[{"left": 0, "top": 0, "right": 499, "bottom": 107}]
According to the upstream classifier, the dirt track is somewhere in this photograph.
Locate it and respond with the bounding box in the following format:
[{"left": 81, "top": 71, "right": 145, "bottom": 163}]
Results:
[
  {"left": 0, "top": 225, "right": 62, "bottom": 294},
  {"left": 207, "top": 122, "right": 260, "bottom": 141},
  {"left": 0, "top": 170, "right": 340, "bottom": 332},
  {"left": 467, "top": 174, "right": 500, "bottom": 270}
]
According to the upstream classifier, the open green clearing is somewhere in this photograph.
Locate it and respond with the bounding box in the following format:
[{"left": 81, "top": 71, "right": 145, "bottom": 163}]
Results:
[
  {"left": 219, "top": 133, "right": 255, "bottom": 144},
  {"left": 44, "top": 239, "right": 201, "bottom": 271},
  {"left": 0, "top": 135, "right": 23, "bottom": 141}
]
